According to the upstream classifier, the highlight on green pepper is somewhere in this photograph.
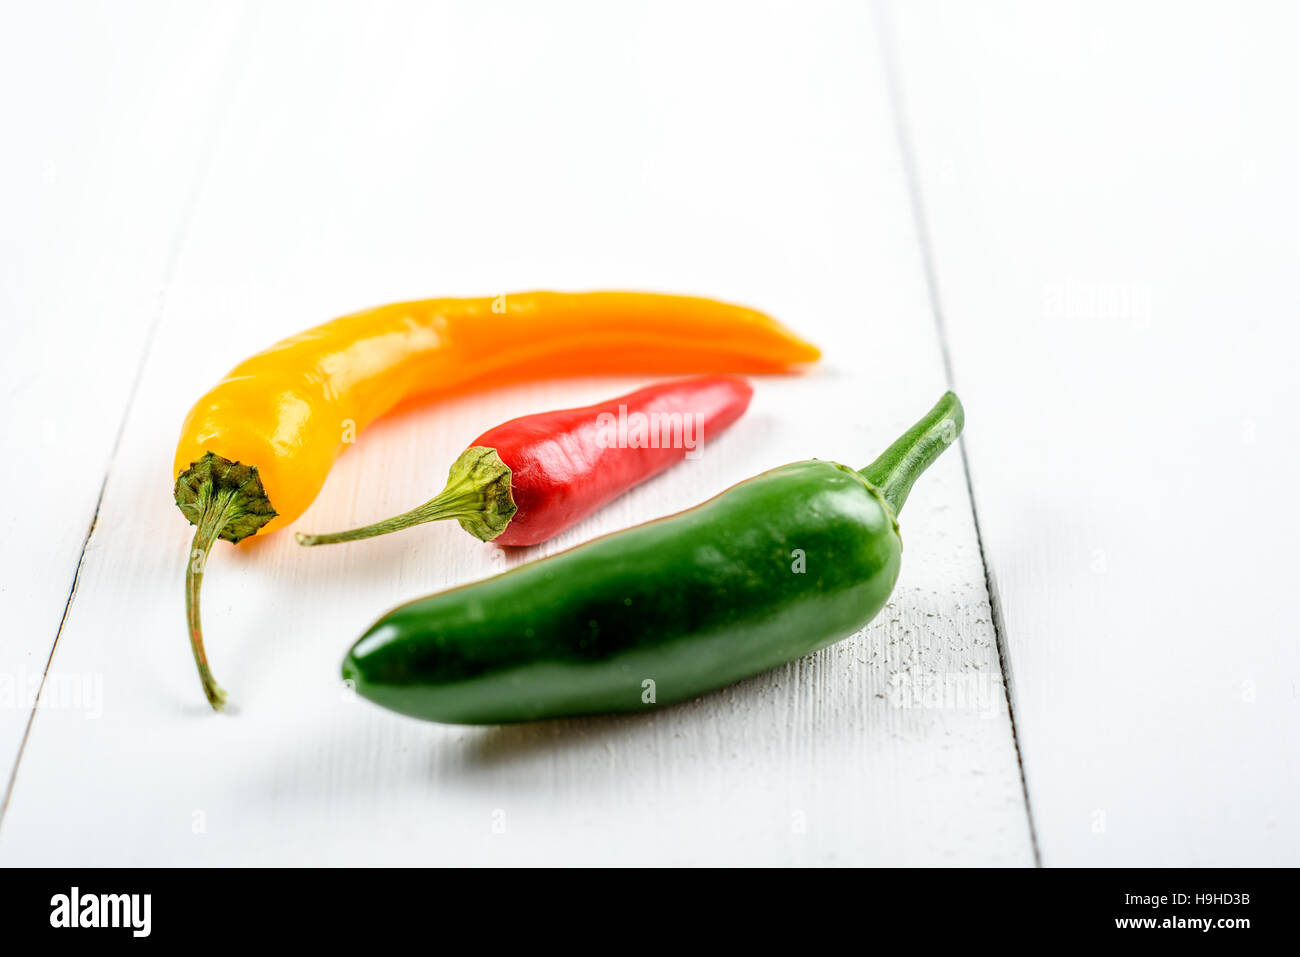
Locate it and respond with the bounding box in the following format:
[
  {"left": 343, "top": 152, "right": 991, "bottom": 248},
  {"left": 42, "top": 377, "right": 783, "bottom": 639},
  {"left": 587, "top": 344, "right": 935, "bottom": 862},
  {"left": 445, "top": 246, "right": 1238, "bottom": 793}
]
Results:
[{"left": 342, "top": 391, "right": 965, "bottom": 724}]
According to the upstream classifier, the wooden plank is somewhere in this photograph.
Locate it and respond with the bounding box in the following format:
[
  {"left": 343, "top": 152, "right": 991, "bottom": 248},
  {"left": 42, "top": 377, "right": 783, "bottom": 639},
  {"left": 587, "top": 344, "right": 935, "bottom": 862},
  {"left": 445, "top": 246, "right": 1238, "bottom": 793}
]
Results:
[
  {"left": 1, "top": 0, "right": 1033, "bottom": 864},
  {"left": 888, "top": 0, "right": 1300, "bottom": 864},
  {"left": 0, "top": 1, "right": 249, "bottom": 778}
]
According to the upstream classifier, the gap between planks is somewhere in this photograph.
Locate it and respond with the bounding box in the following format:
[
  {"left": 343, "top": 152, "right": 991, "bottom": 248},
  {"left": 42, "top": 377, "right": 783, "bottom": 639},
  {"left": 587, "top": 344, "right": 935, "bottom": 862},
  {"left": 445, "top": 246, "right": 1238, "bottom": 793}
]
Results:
[
  {"left": 873, "top": 0, "right": 1043, "bottom": 867},
  {"left": 0, "top": 4, "right": 258, "bottom": 839}
]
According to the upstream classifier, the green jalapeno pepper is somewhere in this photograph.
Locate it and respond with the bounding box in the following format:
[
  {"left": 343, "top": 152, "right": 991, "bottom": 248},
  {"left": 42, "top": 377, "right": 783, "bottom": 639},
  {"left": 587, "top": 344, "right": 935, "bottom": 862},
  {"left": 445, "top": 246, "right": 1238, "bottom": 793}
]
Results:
[{"left": 343, "top": 391, "right": 964, "bottom": 724}]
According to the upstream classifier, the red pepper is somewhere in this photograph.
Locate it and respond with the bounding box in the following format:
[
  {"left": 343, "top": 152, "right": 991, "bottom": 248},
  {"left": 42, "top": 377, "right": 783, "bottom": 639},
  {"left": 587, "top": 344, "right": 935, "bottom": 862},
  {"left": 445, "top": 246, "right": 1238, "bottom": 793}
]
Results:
[{"left": 295, "top": 375, "right": 753, "bottom": 549}]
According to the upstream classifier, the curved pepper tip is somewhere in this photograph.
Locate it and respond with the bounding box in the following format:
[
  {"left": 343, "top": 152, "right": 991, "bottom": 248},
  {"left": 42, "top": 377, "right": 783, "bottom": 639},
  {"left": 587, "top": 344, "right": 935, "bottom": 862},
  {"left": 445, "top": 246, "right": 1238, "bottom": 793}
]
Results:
[{"left": 778, "top": 332, "right": 821, "bottom": 364}]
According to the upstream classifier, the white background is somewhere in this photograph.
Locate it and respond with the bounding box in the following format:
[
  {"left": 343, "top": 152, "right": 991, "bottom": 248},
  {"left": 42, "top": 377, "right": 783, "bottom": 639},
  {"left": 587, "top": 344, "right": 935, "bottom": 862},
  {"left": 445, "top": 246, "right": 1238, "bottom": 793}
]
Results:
[{"left": 0, "top": 0, "right": 1295, "bottom": 866}]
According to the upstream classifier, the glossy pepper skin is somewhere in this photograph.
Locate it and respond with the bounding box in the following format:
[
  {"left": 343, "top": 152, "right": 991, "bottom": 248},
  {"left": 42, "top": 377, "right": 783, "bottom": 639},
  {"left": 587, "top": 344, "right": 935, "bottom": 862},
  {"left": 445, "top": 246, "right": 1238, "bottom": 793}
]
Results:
[
  {"left": 343, "top": 392, "right": 964, "bottom": 725},
  {"left": 173, "top": 292, "right": 819, "bottom": 711},
  {"left": 295, "top": 376, "right": 754, "bottom": 548}
]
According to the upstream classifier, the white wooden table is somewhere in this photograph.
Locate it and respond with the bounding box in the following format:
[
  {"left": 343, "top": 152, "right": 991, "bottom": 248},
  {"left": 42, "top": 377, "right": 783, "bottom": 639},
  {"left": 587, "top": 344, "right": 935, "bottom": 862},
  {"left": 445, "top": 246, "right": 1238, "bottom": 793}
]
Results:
[{"left": 1, "top": 0, "right": 1295, "bottom": 866}]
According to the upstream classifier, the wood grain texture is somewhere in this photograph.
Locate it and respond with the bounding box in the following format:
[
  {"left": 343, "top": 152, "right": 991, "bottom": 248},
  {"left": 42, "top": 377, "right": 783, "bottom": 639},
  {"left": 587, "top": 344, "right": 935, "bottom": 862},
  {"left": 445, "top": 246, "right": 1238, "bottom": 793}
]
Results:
[
  {"left": 0, "top": 1, "right": 1031, "bottom": 864},
  {"left": 0, "top": 1, "right": 250, "bottom": 776},
  {"left": 889, "top": 0, "right": 1300, "bottom": 864}
]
